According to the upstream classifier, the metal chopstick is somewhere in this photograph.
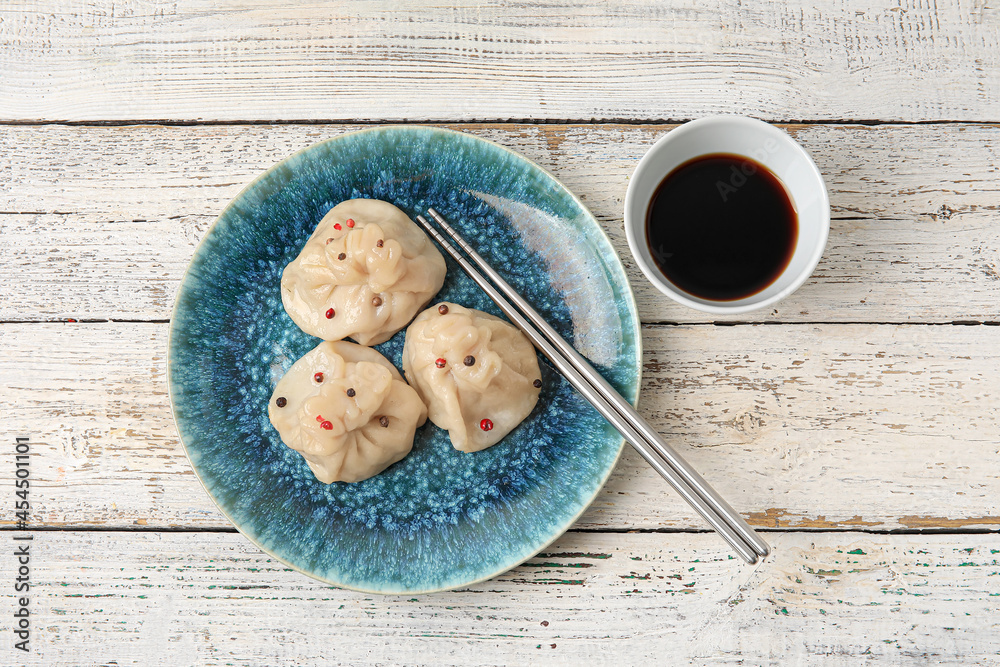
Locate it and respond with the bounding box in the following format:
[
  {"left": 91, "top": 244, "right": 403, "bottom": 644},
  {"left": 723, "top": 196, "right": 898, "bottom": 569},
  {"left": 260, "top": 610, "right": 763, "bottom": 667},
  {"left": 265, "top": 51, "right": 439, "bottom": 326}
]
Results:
[{"left": 417, "top": 208, "right": 769, "bottom": 564}]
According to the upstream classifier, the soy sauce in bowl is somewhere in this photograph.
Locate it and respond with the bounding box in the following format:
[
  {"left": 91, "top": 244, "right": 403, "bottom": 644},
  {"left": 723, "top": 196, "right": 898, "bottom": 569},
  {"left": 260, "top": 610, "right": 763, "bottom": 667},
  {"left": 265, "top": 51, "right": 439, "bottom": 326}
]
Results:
[{"left": 645, "top": 153, "right": 797, "bottom": 302}]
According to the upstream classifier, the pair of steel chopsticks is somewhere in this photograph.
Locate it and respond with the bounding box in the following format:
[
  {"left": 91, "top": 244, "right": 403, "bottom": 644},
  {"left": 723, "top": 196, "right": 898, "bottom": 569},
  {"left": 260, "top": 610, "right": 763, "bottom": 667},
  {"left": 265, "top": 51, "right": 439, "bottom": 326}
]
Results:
[{"left": 416, "top": 208, "right": 769, "bottom": 564}]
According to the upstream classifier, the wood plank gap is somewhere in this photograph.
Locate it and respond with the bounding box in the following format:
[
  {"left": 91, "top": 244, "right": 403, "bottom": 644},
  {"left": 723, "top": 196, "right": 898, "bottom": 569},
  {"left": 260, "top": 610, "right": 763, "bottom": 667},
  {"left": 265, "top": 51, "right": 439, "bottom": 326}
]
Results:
[
  {"left": 4, "top": 525, "right": 996, "bottom": 535},
  {"left": 0, "top": 525, "right": 240, "bottom": 534},
  {"left": 649, "top": 321, "right": 1000, "bottom": 327},
  {"left": 569, "top": 527, "right": 1000, "bottom": 536},
  {"left": 0, "top": 318, "right": 171, "bottom": 324},
  {"left": 1, "top": 119, "right": 999, "bottom": 128}
]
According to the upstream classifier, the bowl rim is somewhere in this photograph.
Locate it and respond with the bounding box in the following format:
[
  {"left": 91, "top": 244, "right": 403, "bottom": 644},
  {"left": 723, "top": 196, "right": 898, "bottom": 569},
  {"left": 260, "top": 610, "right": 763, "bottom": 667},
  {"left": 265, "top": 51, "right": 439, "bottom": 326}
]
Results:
[
  {"left": 166, "top": 124, "right": 643, "bottom": 594},
  {"left": 623, "top": 115, "right": 830, "bottom": 315}
]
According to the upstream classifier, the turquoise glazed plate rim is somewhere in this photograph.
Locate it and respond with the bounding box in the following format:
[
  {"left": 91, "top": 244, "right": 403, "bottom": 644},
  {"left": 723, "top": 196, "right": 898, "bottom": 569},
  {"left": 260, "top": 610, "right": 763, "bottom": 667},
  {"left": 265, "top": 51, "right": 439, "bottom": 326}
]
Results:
[{"left": 168, "top": 126, "right": 641, "bottom": 594}]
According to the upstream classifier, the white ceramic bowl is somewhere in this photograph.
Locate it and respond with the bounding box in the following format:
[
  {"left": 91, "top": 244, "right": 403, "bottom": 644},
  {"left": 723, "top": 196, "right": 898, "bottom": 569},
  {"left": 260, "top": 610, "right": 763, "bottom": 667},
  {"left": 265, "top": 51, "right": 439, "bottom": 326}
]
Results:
[{"left": 624, "top": 115, "right": 829, "bottom": 315}]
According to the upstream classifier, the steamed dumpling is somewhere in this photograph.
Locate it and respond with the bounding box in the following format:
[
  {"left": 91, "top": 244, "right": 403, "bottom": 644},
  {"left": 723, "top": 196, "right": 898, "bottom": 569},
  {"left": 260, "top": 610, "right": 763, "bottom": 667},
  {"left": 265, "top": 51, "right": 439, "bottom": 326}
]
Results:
[
  {"left": 268, "top": 341, "right": 427, "bottom": 483},
  {"left": 402, "top": 303, "right": 542, "bottom": 452},
  {"left": 281, "top": 199, "right": 447, "bottom": 345}
]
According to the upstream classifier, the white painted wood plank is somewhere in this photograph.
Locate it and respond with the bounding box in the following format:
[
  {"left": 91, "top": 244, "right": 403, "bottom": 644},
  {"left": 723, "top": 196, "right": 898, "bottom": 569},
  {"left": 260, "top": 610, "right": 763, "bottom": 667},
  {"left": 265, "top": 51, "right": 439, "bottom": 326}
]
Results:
[
  {"left": 2, "top": 531, "right": 997, "bottom": 665},
  {"left": 1, "top": 123, "right": 999, "bottom": 323},
  {"left": 1, "top": 1, "right": 998, "bottom": 122},
  {"left": 3, "top": 322, "right": 998, "bottom": 531}
]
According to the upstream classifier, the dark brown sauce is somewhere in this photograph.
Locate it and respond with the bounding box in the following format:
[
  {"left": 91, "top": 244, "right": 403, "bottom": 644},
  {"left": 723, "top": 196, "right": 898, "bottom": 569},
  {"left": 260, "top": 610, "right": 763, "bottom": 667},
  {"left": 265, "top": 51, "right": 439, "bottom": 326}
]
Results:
[{"left": 645, "top": 153, "right": 797, "bottom": 301}]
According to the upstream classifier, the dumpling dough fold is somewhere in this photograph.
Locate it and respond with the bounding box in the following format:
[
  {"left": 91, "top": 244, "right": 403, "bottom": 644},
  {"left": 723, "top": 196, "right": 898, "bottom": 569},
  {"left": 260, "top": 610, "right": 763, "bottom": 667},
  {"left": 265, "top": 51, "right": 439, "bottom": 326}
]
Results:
[
  {"left": 268, "top": 341, "right": 428, "bottom": 483},
  {"left": 281, "top": 199, "right": 447, "bottom": 345},
  {"left": 402, "top": 303, "right": 542, "bottom": 452}
]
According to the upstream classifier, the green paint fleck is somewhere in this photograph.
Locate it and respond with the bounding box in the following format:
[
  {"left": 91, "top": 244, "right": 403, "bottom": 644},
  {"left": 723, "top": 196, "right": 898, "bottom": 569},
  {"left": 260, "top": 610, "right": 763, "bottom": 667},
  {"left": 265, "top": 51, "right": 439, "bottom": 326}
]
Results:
[
  {"left": 819, "top": 609, "right": 826, "bottom": 615},
  {"left": 537, "top": 552, "right": 611, "bottom": 559},
  {"left": 847, "top": 549, "right": 866, "bottom": 555},
  {"left": 882, "top": 588, "right": 928, "bottom": 597},
  {"left": 780, "top": 608, "right": 789, "bottom": 615},
  {"left": 958, "top": 562, "right": 976, "bottom": 567},
  {"left": 688, "top": 567, "right": 695, "bottom": 572}
]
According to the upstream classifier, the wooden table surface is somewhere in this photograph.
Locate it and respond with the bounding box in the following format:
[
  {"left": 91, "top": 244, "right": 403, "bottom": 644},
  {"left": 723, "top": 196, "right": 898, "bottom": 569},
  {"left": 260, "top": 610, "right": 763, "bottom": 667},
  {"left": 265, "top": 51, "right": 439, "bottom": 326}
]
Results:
[{"left": 2, "top": 2, "right": 999, "bottom": 665}]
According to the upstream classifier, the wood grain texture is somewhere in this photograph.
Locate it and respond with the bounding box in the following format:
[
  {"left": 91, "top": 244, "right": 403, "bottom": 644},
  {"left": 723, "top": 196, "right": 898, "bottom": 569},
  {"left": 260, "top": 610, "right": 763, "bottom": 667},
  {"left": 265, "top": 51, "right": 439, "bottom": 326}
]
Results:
[
  {"left": 1, "top": 531, "right": 997, "bottom": 665},
  {"left": 2, "top": 2, "right": 997, "bottom": 661},
  {"left": 3, "top": 321, "right": 998, "bottom": 531},
  {"left": 1, "top": 122, "right": 999, "bottom": 323},
  {"left": 1, "top": 1, "right": 998, "bottom": 122}
]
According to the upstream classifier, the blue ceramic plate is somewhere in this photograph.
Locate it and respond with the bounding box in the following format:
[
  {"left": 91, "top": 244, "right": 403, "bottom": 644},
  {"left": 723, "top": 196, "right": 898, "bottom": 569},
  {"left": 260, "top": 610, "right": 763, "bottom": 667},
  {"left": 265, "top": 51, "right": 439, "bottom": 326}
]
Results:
[{"left": 168, "top": 126, "right": 641, "bottom": 594}]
